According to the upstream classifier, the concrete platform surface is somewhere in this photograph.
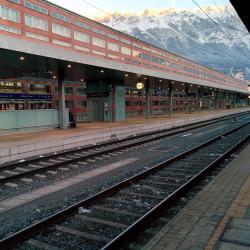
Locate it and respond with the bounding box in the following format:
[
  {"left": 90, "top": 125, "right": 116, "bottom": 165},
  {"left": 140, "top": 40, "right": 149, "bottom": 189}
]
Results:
[
  {"left": 143, "top": 140, "right": 250, "bottom": 250},
  {"left": 0, "top": 108, "right": 249, "bottom": 165}
]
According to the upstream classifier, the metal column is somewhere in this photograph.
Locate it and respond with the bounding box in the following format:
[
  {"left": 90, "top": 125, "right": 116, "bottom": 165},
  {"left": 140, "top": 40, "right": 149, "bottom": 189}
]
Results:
[
  {"left": 58, "top": 66, "right": 67, "bottom": 129},
  {"left": 169, "top": 82, "right": 173, "bottom": 116},
  {"left": 145, "top": 79, "right": 151, "bottom": 119}
]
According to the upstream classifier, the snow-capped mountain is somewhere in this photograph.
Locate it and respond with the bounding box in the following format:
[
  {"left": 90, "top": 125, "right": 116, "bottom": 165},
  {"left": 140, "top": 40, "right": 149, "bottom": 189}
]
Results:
[{"left": 96, "top": 6, "right": 250, "bottom": 79}]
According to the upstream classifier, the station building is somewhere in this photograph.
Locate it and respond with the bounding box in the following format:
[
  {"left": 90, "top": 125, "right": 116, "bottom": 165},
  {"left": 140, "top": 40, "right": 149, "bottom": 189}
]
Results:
[{"left": 0, "top": 0, "right": 248, "bottom": 131}]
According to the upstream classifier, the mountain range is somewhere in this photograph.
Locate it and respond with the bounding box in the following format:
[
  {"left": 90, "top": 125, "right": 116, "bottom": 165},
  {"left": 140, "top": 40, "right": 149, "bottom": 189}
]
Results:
[{"left": 96, "top": 6, "right": 250, "bottom": 80}]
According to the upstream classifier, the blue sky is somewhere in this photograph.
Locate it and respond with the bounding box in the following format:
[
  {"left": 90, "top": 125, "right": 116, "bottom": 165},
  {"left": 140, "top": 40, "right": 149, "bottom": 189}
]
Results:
[{"left": 49, "top": 0, "right": 231, "bottom": 18}]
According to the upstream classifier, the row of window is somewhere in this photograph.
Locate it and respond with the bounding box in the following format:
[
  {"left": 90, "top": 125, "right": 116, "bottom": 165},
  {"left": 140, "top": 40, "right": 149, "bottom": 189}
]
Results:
[
  {"left": 1, "top": 2, "right": 241, "bottom": 85},
  {"left": 0, "top": 81, "right": 87, "bottom": 95},
  {"left": 3, "top": 1, "right": 173, "bottom": 57}
]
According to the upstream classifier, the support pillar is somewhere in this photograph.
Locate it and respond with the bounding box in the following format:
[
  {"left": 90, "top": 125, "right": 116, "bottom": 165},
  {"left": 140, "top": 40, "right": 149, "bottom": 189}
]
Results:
[
  {"left": 185, "top": 85, "right": 190, "bottom": 114},
  {"left": 58, "top": 66, "right": 67, "bottom": 129},
  {"left": 197, "top": 87, "right": 202, "bottom": 112},
  {"left": 215, "top": 90, "right": 219, "bottom": 110},
  {"left": 145, "top": 79, "right": 151, "bottom": 119},
  {"left": 111, "top": 83, "right": 116, "bottom": 122},
  {"left": 169, "top": 82, "right": 173, "bottom": 116}
]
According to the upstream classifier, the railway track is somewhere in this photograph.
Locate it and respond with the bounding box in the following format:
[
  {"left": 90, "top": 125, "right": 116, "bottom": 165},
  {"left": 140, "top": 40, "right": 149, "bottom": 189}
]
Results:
[
  {"left": 1, "top": 120, "right": 249, "bottom": 249},
  {"left": 0, "top": 112, "right": 249, "bottom": 186}
]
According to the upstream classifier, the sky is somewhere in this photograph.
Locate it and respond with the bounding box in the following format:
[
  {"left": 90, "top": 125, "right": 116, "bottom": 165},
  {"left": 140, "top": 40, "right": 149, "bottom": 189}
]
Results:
[{"left": 48, "top": 0, "right": 231, "bottom": 18}]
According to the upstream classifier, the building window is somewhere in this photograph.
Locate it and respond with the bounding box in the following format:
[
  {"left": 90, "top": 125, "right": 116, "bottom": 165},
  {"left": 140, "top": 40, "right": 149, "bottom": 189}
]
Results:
[
  {"left": 76, "top": 100, "right": 87, "bottom": 108},
  {"left": 74, "top": 45, "right": 90, "bottom": 52},
  {"left": 0, "top": 24, "right": 20, "bottom": 34},
  {"left": 121, "top": 46, "right": 131, "bottom": 56},
  {"left": 77, "top": 112, "right": 87, "bottom": 122},
  {"left": 76, "top": 88, "right": 86, "bottom": 96},
  {"left": 93, "top": 50, "right": 105, "bottom": 56},
  {"left": 107, "top": 42, "right": 119, "bottom": 52},
  {"left": 132, "top": 50, "right": 140, "bottom": 57},
  {"left": 65, "top": 100, "right": 73, "bottom": 108},
  {"left": 52, "top": 39, "right": 71, "bottom": 47},
  {"left": 0, "top": 5, "right": 20, "bottom": 23},
  {"left": 74, "top": 20, "right": 90, "bottom": 30},
  {"left": 121, "top": 38, "right": 131, "bottom": 45},
  {"left": 51, "top": 12, "right": 70, "bottom": 23},
  {"left": 92, "top": 37, "right": 105, "bottom": 48},
  {"left": 28, "top": 83, "right": 50, "bottom": 93},
  {"left": 8, "top": 0, "right": 20, "bottom": 4},
  {"left": 132, "top": 42, "right": 141, "bottom": 48},
  {"left": 26, "top": 32, "right": 49, "bottom": 41},
  {"left": 74, "top": 30, "right": 90, "bottom": 43},
  {"left": 107, "top": 33, "right": 119, "bottom": 40},
  {"left": 108, "top": 54, "right": 119, "bottom": 59},
  {"left": 24, "top": 14, "right": 48, "bottom": 31},
  {"left": 92, "top": 27, "right": 105, "bottom": 35},
  {"left": 52, "top": 23, "right": 71, "bottom": 38},
  {"left": 24, "top": 1, "right": 48, "bottom": 15},
  {"left": 65, "top": 87, "right": 73, "bottom": 95},
  {"left": 0, "top": 81, "right": 23, "bottom": 93}
]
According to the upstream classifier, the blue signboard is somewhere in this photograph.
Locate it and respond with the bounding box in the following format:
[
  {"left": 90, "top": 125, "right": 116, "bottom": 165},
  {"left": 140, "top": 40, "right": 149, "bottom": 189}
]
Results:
[
  {"left": 154, "top": 90, "right": 165, "bottom": 96},
  {"left": 0, "top": 93, "right": 52, "bottom": 100}
]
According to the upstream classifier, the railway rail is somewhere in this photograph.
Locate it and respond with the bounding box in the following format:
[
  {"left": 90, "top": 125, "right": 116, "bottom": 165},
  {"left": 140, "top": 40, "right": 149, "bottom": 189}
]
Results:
[
  {"left": 0, "top": 112, "right": 249, "bottom": 186},
  {"left": 1, "top": 119, "right": 249, "bottom": 249}
]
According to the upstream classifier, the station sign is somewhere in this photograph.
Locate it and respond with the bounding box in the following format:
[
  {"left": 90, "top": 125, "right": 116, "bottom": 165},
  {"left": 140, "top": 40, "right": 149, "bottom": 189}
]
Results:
[
  {"left": 154, "top": 90, "right": 165, "bottom": 96},
  {"left": 0, "top": 93, "right": 52, "bottom": 100},
  {"left": 86, "top": 92, "right": 109, "bottom": 98}
]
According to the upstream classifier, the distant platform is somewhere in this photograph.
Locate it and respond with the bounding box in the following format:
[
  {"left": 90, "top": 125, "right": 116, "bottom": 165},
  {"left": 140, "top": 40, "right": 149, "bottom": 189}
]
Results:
[{"left": 0, "top": 107, "right": 249, "bottom": 165}]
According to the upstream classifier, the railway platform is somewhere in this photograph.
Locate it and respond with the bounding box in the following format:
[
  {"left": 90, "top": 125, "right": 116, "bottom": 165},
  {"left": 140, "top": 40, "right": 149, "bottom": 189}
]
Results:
[
  {"left": 0, "top": 107, "right": 249, "bottom": 165},
  {"left": 144, "top": 140, "right": 250, "bottom": 250}
]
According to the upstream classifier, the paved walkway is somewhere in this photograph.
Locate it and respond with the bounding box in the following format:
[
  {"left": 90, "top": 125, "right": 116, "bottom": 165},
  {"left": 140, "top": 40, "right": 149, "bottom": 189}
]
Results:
[
  {"left": 0, "top": 108, "right": 249, "bottom": 165},
  {"left": 144, "top": 142, "right": 250, "bottom": 250},
  {"left": 0, "top": 108, "right": 247, "bottom": 148}
]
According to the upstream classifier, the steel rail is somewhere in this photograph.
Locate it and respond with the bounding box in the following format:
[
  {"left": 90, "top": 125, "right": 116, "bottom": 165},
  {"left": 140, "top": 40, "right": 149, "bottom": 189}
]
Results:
[
  {"left": 1, "top": 110, "right": 249, "bottom": 171},
  {"left": 0, "top": 121, "right": 249, "bottom": 249},
  {"left": 0, "top": 112, "right": 249, "bottom": 184}
]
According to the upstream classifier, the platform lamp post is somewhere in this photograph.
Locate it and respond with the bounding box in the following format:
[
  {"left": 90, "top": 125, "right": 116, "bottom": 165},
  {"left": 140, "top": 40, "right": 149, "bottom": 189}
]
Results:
[{"left": 57, "top": 61, "right": 67, "bottom": 129}]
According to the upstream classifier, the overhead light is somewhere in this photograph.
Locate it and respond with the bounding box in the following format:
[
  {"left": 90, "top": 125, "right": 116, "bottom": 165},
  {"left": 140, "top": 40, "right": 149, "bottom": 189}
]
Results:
[
  {"left": 100, "top": 70, "right": 104, "bottom": 73},
  {"left": 80, "top": 78, "right": 84, "bottom": 82},
  {"left": 53, "top": 75, "right": 56, "bottom": 79},
  {"left": 125, "top": 74, "right": 128, "bottom": 77},
  {"left": 136, "top": 82, "right": 144, "bottom": 90},
  {"left": 190, "top": 84, "right": 193, "bottom": 87},
  {"left": 159, "top": 79, "right": 162, "bottom": 82},
  {"left": 20, "top": 56, "right": 25, "bottom": 61},
  {"left": 144, "top": 77, "right": 147, "bottom": 80},
  {"left": 67, "top": 64, "right": 72, "bottom": 68}
]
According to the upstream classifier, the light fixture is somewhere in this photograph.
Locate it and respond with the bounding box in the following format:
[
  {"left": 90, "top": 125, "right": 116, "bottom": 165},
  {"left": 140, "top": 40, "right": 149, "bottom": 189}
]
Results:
[
  {"left": 80, "top": 78, "right": 84, "bottom": 82},
  {"left": 53, "top": 75, "right": 56, "bottom": 79},
  {"left": 67, "top": 64, "right": 72, "bottom": 68},
  {"left": 100, "top": 70, "right": 104, "bottom": 73},
  {"left": 144, "top": 77, "right": 147, "bottom": 80},
  {"left": 136, "top": 82, "right": 144, "bottom": 90},
  {"left": 20, "top": 56, "right": 25, "bottom": 61},
  {"left": 159, "top": 79, "right": 162, "bottom": 82},
  {"left": 125, "top": 74, "right": 128, "bottom": 77}
]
